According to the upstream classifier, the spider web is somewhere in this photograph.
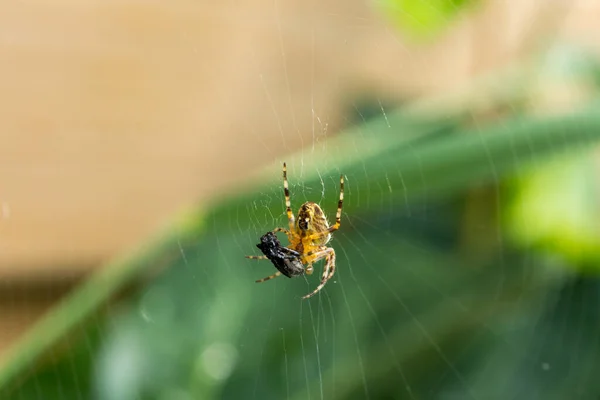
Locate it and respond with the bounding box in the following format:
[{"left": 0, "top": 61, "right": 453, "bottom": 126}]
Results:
[{"left": 5, "top": 1, "right": 600, "bottom": 400}]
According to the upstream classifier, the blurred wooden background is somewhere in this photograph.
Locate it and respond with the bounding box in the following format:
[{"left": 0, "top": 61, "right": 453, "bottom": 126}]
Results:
[{"left": 0, "top": 0, "right": 598, "bottom": 360}]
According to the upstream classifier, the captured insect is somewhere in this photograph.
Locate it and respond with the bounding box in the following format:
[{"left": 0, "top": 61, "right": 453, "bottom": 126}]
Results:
[
  {"left": 246, "top": 162, "right": 344, "bottom": 299},
  {"left": 253, "top": 231, "right": 305, "bottom": 278}
]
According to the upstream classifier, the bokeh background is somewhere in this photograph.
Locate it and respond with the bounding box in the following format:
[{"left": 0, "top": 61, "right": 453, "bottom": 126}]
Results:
[{"left": 2, "top": 0, "right": 600, "bottom": 399}]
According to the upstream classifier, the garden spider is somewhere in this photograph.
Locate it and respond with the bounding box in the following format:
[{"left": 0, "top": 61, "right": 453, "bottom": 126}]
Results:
[{"left": 246, "top": 162, "right": 344, "bottom": 299}]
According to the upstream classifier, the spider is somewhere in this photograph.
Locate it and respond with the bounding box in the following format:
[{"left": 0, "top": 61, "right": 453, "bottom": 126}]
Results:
[{"left": 246, "top": 162, "right": 344, "bottom": 299}]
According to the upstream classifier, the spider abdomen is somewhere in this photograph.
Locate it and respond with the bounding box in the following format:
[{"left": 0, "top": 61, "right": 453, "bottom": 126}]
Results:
[{"left": 297, "top": 201, "right": 331, "bottom": 245}]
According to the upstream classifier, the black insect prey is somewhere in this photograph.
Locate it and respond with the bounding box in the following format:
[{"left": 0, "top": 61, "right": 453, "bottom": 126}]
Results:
[{"left": 256, "top": 231, "right": 305, "bottom": 278}]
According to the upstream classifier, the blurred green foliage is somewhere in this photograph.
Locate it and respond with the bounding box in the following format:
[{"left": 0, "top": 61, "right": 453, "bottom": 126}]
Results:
[
  {"left": 3, "top": 49, "right": 600, "bottom": 400},
  {"left": 506, "top": 153, "right": 600, "bottom": 269},
  {"left": 375, "top": 0, "right": 478, "bottom": 39}
]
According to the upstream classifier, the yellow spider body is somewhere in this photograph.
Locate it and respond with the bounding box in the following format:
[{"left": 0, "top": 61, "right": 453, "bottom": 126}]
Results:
[{"left": 246, "top": 163, "right": 344, "bottom": 299}]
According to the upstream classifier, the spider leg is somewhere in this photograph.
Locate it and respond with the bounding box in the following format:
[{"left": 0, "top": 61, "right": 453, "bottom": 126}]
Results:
[
  {"left": 283, "top": 163, "right": 296, "bottom": 232},
  {"left": 306, "top": 174, "right": 344, "bottom": 241},
  {"left": 245, "top": 255, "right": 268, "bottom": 260},
  {"left": 303, "top": 248, "right": 328, "bottom": 259},
  {"left": 326, "top": 259, "right": 336, "bottom": 280},
  {"left": 302, "top": 250, "right": 336, "bottom": 299},
  {"left": 300, "top": 247, "right": 331, "bottom": 277},
  {"left": 256, "top": 271, "right": 282, "bottom": 283},
  {"left": 273, "top": 226, "right": 300, "bottom": 245},
  {"left": 333, "top": 174, "right": 344, "bottom": 230},
  {"left": 302, "top": 248, "right": 331, "bottom": 265},
  {"left": 301, "top": 248, "right": 335, "bottom": 298},
  {"left": 272, "top": 227, "right": 291, "bottom": 235}
]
